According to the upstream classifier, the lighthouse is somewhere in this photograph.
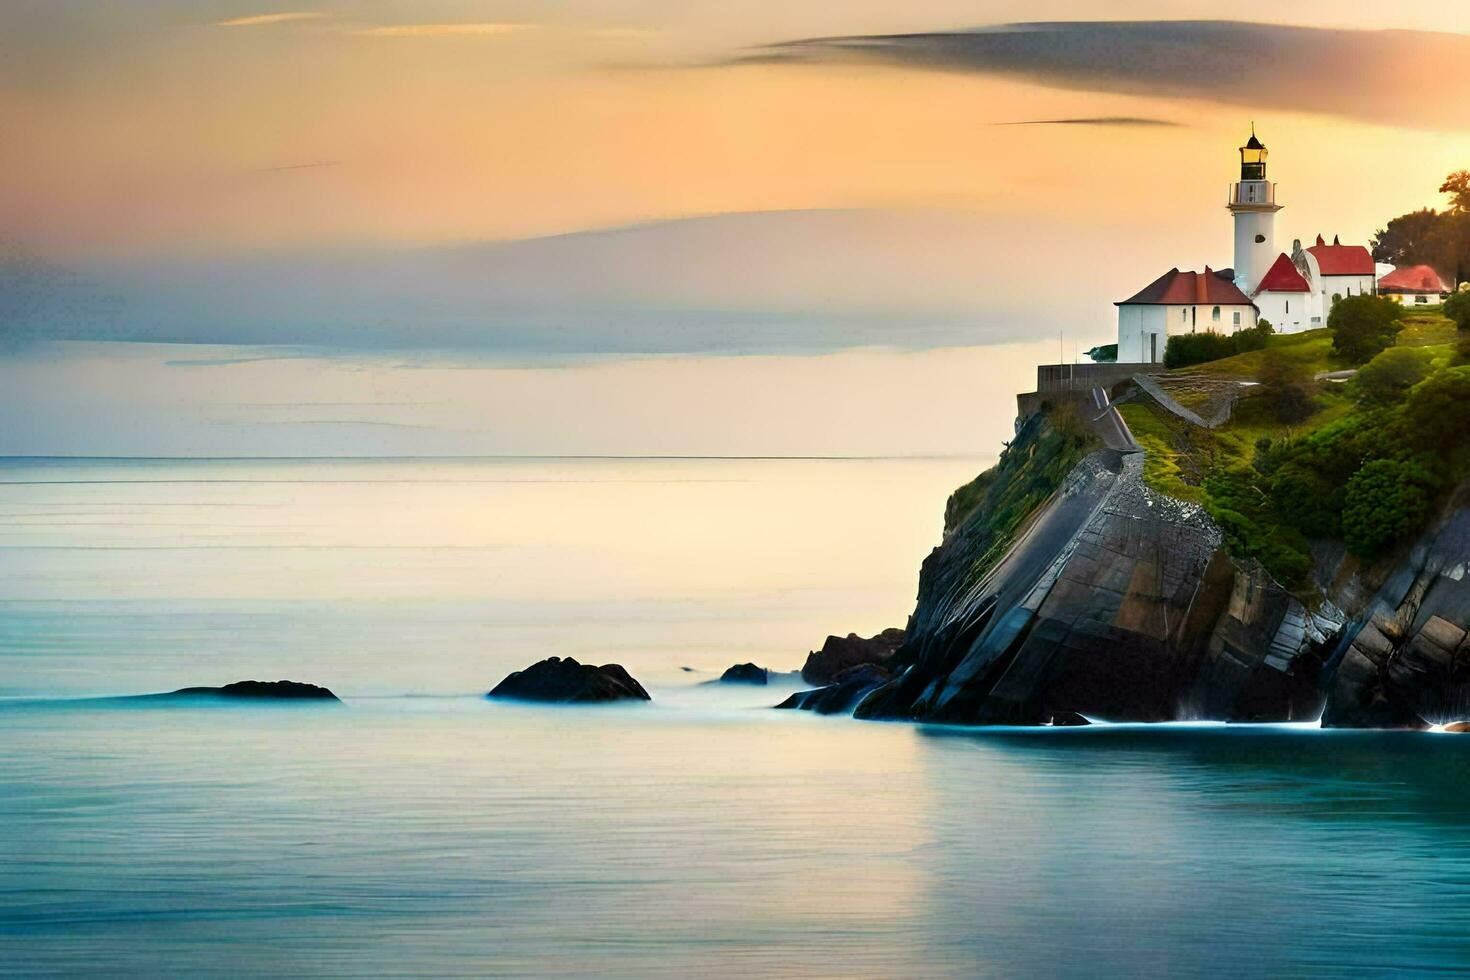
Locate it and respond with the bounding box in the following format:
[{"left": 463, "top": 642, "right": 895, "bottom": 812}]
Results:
[{"left": 1227, "top": 128, "right": 1282, "bottom": 296}]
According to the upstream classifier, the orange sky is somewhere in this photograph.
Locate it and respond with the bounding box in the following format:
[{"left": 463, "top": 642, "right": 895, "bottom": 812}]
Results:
[
  {"left": 3, "top": 2, "right": 1469, "bottom": 455},
  {"left": 3, "top": 2, "right": 1468, "bottom": 258}
]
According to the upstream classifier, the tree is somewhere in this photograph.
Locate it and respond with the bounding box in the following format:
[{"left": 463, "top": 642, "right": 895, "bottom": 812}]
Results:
[
  {"left": 1405, "top": 365, "right": 1470, "bottom": 448},
  {"left": 1341, "top": 459, "right": 1435, "bottom": 559},
  {"left": 1425, "top": 211, "right": 1470, "bottom": 289},
  {"left": 1349, "top": 347, "right": 1433, "bottom": 405},
  {"left": 1256, "top": 350, "right": 1316, "bottom": 423},
  {"left": 1442, "top": 170, "right": 1470, "bottom": 215},
  {"left": 1372, "top": 208, "right": 1442, "bottom": 268},
  {"left": 1328, "top": 294, "right": 1404, "bottom": 363}
]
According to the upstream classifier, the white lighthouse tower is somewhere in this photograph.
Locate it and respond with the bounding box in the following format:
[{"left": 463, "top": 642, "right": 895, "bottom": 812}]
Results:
[{"left": 1228, "top": 128, "right": 1282, "bottom": 296}]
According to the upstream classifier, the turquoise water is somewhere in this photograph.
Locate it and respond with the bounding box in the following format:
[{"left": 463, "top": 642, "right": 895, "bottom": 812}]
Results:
[{"left": 2, "top": 458, "right": 1469, "bottom": 977}]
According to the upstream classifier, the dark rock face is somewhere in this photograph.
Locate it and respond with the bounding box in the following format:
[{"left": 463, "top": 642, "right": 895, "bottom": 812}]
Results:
[
  {"left": 842, "top": 451, "right": 1339, "bottom": 726},
  {"left": 801, "top": 629, "right": 906, "bottom": 686},
  {"left": 782, "top": 423, "right": 1470, "bottom": 730},
  {"left": 777, "top": 664, "right": 891, "bottom": 715},
  {"left": 488, "top": 657, "right": 651, "bottom": 703},
  {"left": 719, "top": 663, "right": 769, "bottom": 685},
  {"left": 169, "top": 680, "right": 340, "bottom": 701},
  {"left": 1320, "top": 509, "right": 1470, "bottom": 730}
]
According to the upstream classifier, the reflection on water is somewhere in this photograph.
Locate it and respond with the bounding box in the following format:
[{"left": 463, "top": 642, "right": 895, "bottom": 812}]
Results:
[
  {"left": 2, "top": 459, "right": 1468, "bottom": 976},
  {"left": 1, "top": 704, "right": 1468, "bottom": 977}
]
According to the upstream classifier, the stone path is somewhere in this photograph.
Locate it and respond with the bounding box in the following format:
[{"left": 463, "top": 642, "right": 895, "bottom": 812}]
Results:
[{"left": 1131, "top": 373, "right": 1238, "bottom": 429}]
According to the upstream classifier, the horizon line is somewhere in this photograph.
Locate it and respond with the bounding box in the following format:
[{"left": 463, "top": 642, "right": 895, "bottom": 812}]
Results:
[{"left": 0, "top": 453, "right": 993, "bottom": 463}]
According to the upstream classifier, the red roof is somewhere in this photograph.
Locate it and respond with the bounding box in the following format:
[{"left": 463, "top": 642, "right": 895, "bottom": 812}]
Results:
[
  {"left": 1254, "top": 252, "right": 1311, "bottom": 294},
  {"left": 1378, "top": 264, "right": 1449, "bottom": 294},
  {"left": 1116, "top": 267, "right": 1255, "bottom": 307},
  {"left": 1307, "top": 234, "right": 1374, "bottom": 276}
]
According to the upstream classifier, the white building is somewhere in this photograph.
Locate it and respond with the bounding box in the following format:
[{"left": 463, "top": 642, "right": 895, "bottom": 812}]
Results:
[
  {"left": 1116, "top": 267, "right": 1258, "bottom": 363},
  {"left": 1113, "top": 130, "right": 1381, "bottom": 360},
  {"left": 1294, "top": 234, "right": 1377, "bottom": 325},
  {"left": 1251, "top": 253, "right": 1312, "bottom": 333},
  {"left": 1228, "top": 132, "right": 1281, "bottom": 296}
]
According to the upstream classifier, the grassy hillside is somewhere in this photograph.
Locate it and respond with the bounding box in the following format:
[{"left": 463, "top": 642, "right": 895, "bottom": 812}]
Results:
[{"left": 1117, "top": 309, "right": 1468, "bottom": 592}]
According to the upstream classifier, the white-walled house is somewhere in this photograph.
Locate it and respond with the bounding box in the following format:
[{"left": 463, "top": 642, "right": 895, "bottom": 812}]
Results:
[
  {"left": 1111, "top": 130, "right": 1384, "bottom": 363},
  {"left": 1378, "top": 265, "right": 1452, "bottom": 307},
  {"left": 1251, "top": 252, "right": 1313, "bottom": 333},
  {"left": 1295, "top": 235, "right": 1377, "bottom": 324},
  {"left": 1116, "top": 267, "right": 1258, "bottom": 363}
]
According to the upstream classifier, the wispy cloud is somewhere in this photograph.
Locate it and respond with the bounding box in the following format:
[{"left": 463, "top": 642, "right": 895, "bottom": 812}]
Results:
[
  {"left": 720, "top": 21, "right": 1470, "bottom": 131},
  {"left": 350, "top": 23, "right": 530, "bottom": 39},
  {"left": 214, "top": 11, "right": 324, "bottom": 28},
  {"left": 994, "top": 116, "right": 1180, "bottom": 128},
  {"left": 254, "top": 160, "right": 343, "bottom": 173}
]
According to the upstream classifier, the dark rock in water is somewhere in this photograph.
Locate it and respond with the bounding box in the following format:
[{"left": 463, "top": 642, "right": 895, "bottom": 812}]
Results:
[
  {"left": 801, "top": 629, "right": 906, "bottom": 686},
  {"left": 488, "top": 657, "right": 651, "bottom": 703},
  {"left": 1048, "top": 711, "right": 1090, "bottom": 727},
  {"left": 1319, "top": 509, "right": 1470, "bottom": 729},
  {"left": 719, "top": 663, "right": 769, "bottom": 685},
  {"left": 847, "top": 448, "right": 1337, "bottom": 726},
  {"left": 168, "top": 680, "right": 339, "bottom": 701},
  {"left": 777, "top": 664, "right": 891, "bottom": 715},
  {"left": 781, "top": 409, "right": 1470, "bottom": 730}
]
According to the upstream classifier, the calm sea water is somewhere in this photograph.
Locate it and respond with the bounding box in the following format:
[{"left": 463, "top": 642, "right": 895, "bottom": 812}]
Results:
[{"left": 2, "top": 457, "right": 1468, "bottom": 978}]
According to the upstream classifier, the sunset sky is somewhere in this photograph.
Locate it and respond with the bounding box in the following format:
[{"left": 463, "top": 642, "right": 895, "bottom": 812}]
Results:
[{"left": 3, "top": 1, "right": 1469, "bottom": 455}]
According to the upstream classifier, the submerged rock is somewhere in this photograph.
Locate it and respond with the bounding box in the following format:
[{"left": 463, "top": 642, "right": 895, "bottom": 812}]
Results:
[
  {"left": 777, "top": 664, "right": 892, "bottom": 715},
  {"left": 167, "top": 680, "right": 339, "bottom": 701},
  {"left": 488, "top": 657, "right": 651, "bottom": 704},
  {"left": 718, "top": 663, "right": 769, "bottom": 685},
  {"left": 801, "top": 629, "right": 906, "bottom": 686}
]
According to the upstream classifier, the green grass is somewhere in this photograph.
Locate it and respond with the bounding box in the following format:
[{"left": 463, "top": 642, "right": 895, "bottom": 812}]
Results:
[
  {"left": 1398, "top": 311, "right": 1457, "bottom": 348},
  {"left": 1116, "top": 401, "right": 1206, "bottom": 504},
  {"left": 1187, "top": 328, "right": 1340, "bottom": 379}
]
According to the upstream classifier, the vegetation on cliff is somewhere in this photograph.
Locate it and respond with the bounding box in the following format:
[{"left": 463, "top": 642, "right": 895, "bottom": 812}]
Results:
[
  {"left": 942, "top": 403, "right": 1097, "bottom": 574},
  {"left": 1117, "top": 307, "right": 1469, "bottom": 589}
]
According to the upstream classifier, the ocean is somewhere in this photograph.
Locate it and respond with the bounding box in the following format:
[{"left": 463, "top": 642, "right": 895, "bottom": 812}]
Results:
[{"left": 2, "top": 457, "right": 1468, "bottom": 977}]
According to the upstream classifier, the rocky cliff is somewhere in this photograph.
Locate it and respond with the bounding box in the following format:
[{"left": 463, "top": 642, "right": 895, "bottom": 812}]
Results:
[{"left": 798, "top": 410, "right": 1470, "bottom": 730}]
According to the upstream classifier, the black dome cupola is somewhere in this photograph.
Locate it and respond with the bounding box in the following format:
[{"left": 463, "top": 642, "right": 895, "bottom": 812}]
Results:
[{"left": 1240, "top": 126, "right": 1267, "bottom": 181}]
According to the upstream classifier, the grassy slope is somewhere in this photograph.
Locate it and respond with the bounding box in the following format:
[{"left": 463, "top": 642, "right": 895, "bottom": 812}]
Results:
[
  {"left": 1116, "top": 310, "right": 1459, "bottom": 589},
  {"left": 1121, "top": 312, "right": 1456, "bottom": 493}
]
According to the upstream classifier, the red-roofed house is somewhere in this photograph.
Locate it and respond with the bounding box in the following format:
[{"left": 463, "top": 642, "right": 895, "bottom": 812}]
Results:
[
  {"left": 1105, "top": 131, "right": 1385, "bottom": 366},
  {"left": 1116, "top": 267, "right": 1257, "bottom": 363},
  {"left": 1251, "top": 252, "right": 1312, "bottom": 333},
  {"left": 1293, "top": 234, "right": 1378, "bottom": 324},
  {"left": 1378, "top": 265, "right": 1451, "bottom": 307}
]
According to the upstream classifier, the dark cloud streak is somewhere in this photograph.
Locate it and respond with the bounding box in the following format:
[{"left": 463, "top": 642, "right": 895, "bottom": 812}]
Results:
[
  {"left": 993, "top": 116, "right": 1180, "bottom": 127},
  {"left": 726, "top": 21, "right": 1470, "bottom": 131}
]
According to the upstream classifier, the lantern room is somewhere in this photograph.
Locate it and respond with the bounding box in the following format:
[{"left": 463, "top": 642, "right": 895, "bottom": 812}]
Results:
[{"left": 1240, "top": 130, "right": 1268, "bottom": 182}]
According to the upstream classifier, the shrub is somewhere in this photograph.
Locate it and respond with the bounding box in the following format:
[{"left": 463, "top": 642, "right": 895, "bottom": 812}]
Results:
[
  {"left": 1405, "top": 365, "right": 1470, "bottom": 448},
  {"left": 1256, "top": 350, "right": 1317, "bottom": 423},
  {"left": 1328, "top": 294, "right": 1405, "bottom": 363},
  {"left": 1271, "top": 462, "right": 1339, "bottom": 538},
  {"left": 1234, "top": 324, "right": 1270, "bottom": 353},
  {"left": 1445, "top": 289, "right": 1470, "bottom": 331},
  {"left": 1341, "top": 459, "right": 1436, "bottom": 559},
  {"left": 1350, "top": 346, "right": 1433, "bottom": 405},
  {"left": 1164, "top": 331, "right": 1237, "bottom": 368}
]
